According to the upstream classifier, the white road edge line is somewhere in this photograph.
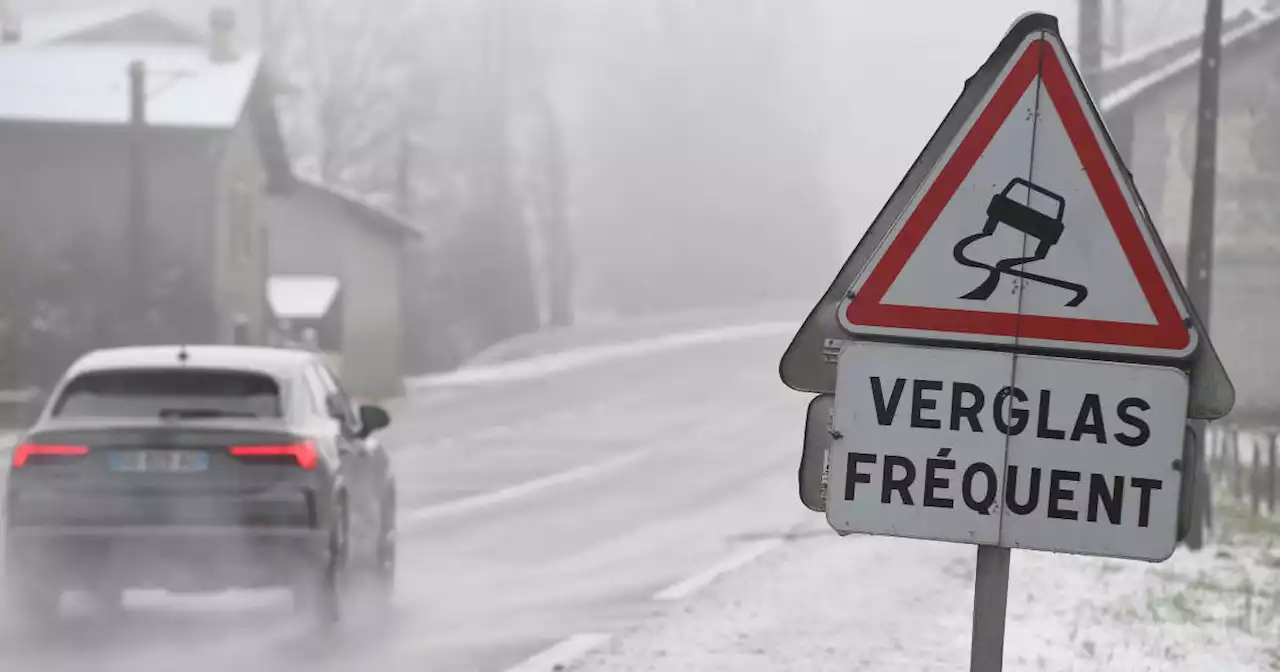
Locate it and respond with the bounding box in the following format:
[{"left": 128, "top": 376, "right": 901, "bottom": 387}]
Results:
[
  {"left": 503, "top": 633, "right": 614, "bottom": 672},
  {"left": 652, "top": 538, "right": 785, "bottom": 601},
  {"left": 402, "top": 450, "right": 650, "bottom": 525}
]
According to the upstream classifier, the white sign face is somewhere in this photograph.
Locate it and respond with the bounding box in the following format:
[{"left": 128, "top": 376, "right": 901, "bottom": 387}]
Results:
[
  {"left": 827, "top": 340, "right": 1189, "bottom": 562},
  {"left": 836, "top": 30, "right": 1196, "bottom": 360}
]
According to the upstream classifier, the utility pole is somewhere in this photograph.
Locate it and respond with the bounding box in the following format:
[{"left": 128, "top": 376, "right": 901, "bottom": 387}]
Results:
[
  {"left": 127, "top": 60, "right": 149, "bottom": 344},
  {"left": 1078, "top": 0, "right": 1104, "bottom": 92},
  {"left": 395, "top": 121, "right": 413, "bottom": 218},
  {"left": 1109, "top": 0, "right": 1125, "bottom": 55},
  {"left": 259, "top": 0, "right": 275, "bottom": 71},
  {"left": 1184, "top": 0, "right": 1224, "bottom": 552}
]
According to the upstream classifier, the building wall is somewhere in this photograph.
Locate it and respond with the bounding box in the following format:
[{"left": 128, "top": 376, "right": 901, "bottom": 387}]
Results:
[
  {"left": 266, "top": 190, "right": 407, "bottom": 400},
  {"left": 0, "top": 124, "right": 219, "bottom": 386},
  {"left": 212, "top": 119, "right": 270, "bottom": 346},
  {"left": 1112, "top": 24, "right": 1280, "bottom": 421}
]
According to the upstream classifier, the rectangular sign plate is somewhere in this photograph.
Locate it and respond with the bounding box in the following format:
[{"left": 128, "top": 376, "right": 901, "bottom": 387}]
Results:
[
  {"left": 826, "top": 340, "right": 1188, "bottom": 562},
  {"left": 799, "top": 394, "right": 834, "bottom": 512}
]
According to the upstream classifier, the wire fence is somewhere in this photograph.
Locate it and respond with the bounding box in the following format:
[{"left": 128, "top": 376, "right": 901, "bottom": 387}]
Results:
[{"left": 1204, "top": 424, "right": 1280, "bottom": 518}]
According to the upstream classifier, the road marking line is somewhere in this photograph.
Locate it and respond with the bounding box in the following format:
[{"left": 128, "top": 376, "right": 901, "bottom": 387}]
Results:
[
  {"left": 402, "top": 450, "right": 650, "bottom": 525},
  {"left": 652, "top": 538, "right": 785, "bottom": 601},
  {"left": 503, "top": 633, "right": 613, "bottom": 672}
]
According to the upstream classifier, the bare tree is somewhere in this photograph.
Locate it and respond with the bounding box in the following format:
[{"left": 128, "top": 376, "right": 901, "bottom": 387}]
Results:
[
  {"left": 505, "top": 0, "right": 575, "bottom": 327},
  {"left": 268, "top": 0, "right": 560, "bottom": 362}
]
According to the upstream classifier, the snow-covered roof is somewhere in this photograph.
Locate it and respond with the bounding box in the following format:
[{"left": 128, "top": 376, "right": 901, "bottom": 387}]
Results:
[
  {"left": 1103, "top": 0, "right": 1272, "bottom": 67},
  {"left": 267, "top": 275, "right": 341, "bottom": 320},
  {"left": 293, "top": 176, "right": 425, "bottom": 240},
  {"left": 1100, "top": 4, "right": 1280, "bottom": 112},
  {"left": 7, "top": 4, "right": 156, "bottom": 45},
  {"left": 0, "top": 42, "right": 261, "bottom": 128}
]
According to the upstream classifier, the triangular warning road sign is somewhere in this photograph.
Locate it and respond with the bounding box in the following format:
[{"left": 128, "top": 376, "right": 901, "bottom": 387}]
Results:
[
  {"left": 779, "top": 13, "right": 1234, "bottom": 420},
  {"left": 840, "top": 24, "right": 1194, "bottom": 358}
]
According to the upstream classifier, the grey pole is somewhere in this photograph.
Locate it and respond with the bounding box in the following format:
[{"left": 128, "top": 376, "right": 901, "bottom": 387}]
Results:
[
  {"left": 1184, "top": 0, "right": 1224, "bottom": 551},
  {"left": 128, "top": 60, "right": 149, "bottom": 342},
  {"left": 969, "top": 545, "right": 1011, "bottom": 672},
  {"left": 1077, "top": 0, "right": 1103, "bottom": 91}
]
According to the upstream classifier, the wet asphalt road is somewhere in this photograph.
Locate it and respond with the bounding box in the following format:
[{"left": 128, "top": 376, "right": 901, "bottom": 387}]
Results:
[{"left": 0, "top": 330, "right": 809, "bottom": 672}]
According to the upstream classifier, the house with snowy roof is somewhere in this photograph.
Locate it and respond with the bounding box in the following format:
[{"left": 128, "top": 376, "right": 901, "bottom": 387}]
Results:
[
  {"left": 1095, "top": 1, "right": 1280, "bottom": 423},
  {"left": 0, "top": 6, "right": 421, "bottom": 398}
]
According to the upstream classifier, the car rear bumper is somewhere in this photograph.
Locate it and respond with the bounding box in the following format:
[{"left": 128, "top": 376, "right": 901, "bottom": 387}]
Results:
[{"left": 5, "top": 525, "right": 330, "bottom": 592}]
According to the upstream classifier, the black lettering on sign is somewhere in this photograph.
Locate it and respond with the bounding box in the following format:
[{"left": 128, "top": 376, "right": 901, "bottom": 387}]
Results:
[
  {"left": 1087, "top": 473, "right": 1124, "bottom": 524},
  {"left": 1047, "top": 469, "right": 1081, "bottom": 520},
  {"left": 911, "top": 380, "right": 943, "bottom": 430},
  {"left": 1005, "top": 465, "right": 1041, "bottom": 516},
  {"left": 923, "top": 448, "right": 955, "bottom": 508},
  {"left": 962, "top": 462, "right": 997, "bottom": 515},
  {"left": 1115, "top": 398, "right": 1151, "bottom": 447},
  {"left": 881, "top": 455, "right": 916, "bottom": 505},
  {"left": 844, "top": 453, "right": 878, "bottom": 501},
  {"left": 870, "top": 377, "right": 906, "bottom": 426},
  {"left": 1071, "top": 394, "right": 1107, "bottom": 444},
  {"left": 950, "top": 382, "right": 985, "bottom": 432},
  {"left": 1130, "top": 477, "right": 1163, "bottom": 528},
  {"left": 993, "top": 386, "right": 1028, "bottom": 436},
  {"left": 1036, "top": 390, "right": 1066, "bottom": 440}
]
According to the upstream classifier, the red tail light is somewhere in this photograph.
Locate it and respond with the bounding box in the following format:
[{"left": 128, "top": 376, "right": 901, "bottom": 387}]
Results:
[
  {"left": 12, "top": 444, "right": 89, "bottom": 468},
  {"left": 229, "top": 441, "right": 317, "bottom": 470}
]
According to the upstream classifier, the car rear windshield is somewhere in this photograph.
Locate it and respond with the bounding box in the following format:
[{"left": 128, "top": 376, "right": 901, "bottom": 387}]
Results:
[{"left": 52, "top": 368, "right": 283, "bottom": 419}]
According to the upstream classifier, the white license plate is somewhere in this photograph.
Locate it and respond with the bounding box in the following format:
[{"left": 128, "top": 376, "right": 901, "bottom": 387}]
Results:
[{"left": 109, "top": 450, "right": 208, "bottom": 473}]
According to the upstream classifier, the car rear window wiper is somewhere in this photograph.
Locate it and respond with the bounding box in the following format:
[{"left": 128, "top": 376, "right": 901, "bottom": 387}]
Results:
[{"left": 159, "top": 408, "right": 259, "bottom": 420}]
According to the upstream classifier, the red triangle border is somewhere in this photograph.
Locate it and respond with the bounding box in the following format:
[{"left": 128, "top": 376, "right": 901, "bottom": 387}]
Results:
[{"left": 844, "top": 37, "right": 1190, "bottom": 353}]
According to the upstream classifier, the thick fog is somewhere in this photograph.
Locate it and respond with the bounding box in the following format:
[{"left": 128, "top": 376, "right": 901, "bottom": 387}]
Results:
[
  {"left": 0, "top": 0, "right": 1266, "bottom": 381},
  {"left": 2, "top": 1, "right": 1089, "bottom": 348},
  {"left": 4, "top": 3, "right": 1280, "bottom": 672}
]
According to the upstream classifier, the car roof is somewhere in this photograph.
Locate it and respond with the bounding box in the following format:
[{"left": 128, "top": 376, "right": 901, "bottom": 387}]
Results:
[{"left": 63, "top": 345, "right": 316, "bottom": 380}]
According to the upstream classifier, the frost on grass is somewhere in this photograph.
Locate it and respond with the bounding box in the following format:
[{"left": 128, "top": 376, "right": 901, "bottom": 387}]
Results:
[
  {"left": 1005, "top": 498, "right": 1280, "bottom": 671},
  {"left": 573, "top": 503, "right": 1280, "bottom": 672}
]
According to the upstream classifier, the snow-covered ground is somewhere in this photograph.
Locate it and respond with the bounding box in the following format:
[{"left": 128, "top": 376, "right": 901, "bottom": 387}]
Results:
[
  {"left": 571, "top": 497, "right": 1280, "bottom": 672},
  {"left": 404, "top": 321, "right": 795, "bottom": 390}
]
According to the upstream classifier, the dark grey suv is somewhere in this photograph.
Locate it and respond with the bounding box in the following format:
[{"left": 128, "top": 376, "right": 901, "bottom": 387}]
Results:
[{"left": 3, "top": 345, "right": 397, "bottom": 626}]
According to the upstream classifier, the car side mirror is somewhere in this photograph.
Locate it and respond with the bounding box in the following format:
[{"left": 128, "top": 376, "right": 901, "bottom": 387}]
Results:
[{"left": 357, "top": 404, "right": 390, "bottom": 437}]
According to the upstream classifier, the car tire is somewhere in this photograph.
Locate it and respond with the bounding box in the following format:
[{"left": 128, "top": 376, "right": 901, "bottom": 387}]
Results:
[
  {"left": 2, "top": 542, "right": 60, "bottom": 628},
  {"left": 313, "top": 499, "right": 350, "bottom": 626},
  {"left": 375, "top": 489, "right": 396, "bottom": 601},
  {"left": 4, "top": 578, "right": 60, "bottom": 628}
]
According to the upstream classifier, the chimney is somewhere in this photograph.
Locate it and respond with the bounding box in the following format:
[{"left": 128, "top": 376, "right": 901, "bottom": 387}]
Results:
[
  {"left": 1, "top": 2, "right": 21, "bottom": 44},
  {"left": 209, "top": 6, "right": 237, "bottom": 63}
]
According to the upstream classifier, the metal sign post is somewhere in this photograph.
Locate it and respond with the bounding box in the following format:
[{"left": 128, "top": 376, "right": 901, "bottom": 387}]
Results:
[{"left": 970, "top": 546, "right": 1011, "bottom": 671}]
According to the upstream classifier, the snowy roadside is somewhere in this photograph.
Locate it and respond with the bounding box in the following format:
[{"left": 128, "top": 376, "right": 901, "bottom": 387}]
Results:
[
  {"left": 403, "top": 321, "right": 795, "bottom": 391},
  {"left": 571, "top": 499, "right": 1280, "bottom": 672}
]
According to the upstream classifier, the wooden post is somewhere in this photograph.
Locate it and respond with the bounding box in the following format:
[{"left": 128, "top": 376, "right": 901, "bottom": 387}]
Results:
[
  {"left": 1184, "top": 0, "right": 1224, "bottom": 550},
  {"left": 1252, "top": 437, "right": 1261, "bottom": 515},
  {"left": 1264, "top": 430, "right": 1274, "bottom": 514},
  {"left": 1231, "top": 429, "right": 1242, "bottom": 499}
]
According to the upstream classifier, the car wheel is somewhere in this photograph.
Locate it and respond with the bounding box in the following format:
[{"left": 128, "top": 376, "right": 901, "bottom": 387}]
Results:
[
  {"left": 375, "top": 489, "right": 396, "bottom": 599},
  {"left": 314, "top": 499, "right": 350, "bottom": 626},
  {"left": 3, "top": 543, "right": 60, "bottom": 628},
  {"left": 4, "top": 577, "right": 60, "bottom": 629}
]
